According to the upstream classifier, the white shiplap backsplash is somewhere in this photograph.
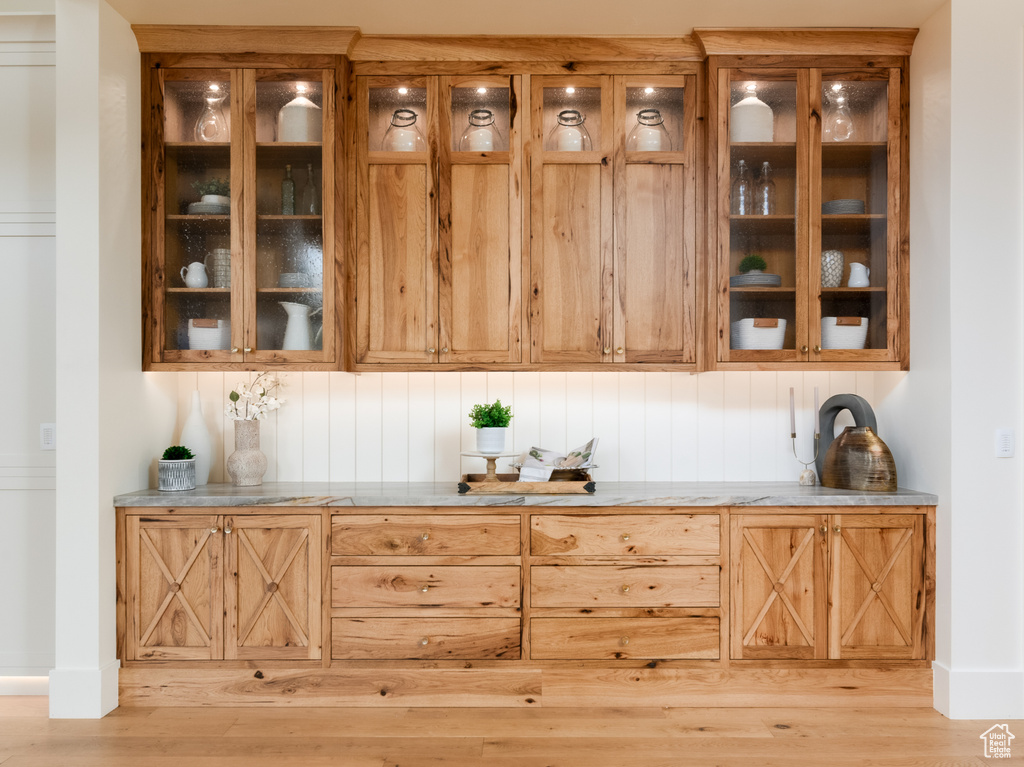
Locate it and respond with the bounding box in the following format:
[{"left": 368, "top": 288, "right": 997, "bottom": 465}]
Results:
[{"left": 175, "top": 371, "right": 874, "bottom": 484}]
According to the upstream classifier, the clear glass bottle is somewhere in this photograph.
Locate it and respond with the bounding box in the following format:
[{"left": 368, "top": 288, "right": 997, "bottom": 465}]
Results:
[
  {"left": 382, "top": 108, "right": 427, "bottom": 152},
  {"left": 626, "top": 108, "right": 671, "bottom": 152},
  {"left": 194, "top": 83, "right": 229, "bottom": 142},
  {"left": 547, "top": 109, "right": 592, "bottom": 151},
  {"left": 824, "top": 84, "right": 855, "bottom": 142},
  {"left": 459, "top": 109, "right": 502, "bottom": 152},
  {"left": 298, "top": 163, "right": 319, "bottom": 215},
  {"left": 755, "top": 161, "right": 777, "bottom": 215},
  {"left": 281, "top": 164, "right": 295, "bottom": 215},
  {"left": 731, "top": 159, "right": 754, "bottom": 215}
]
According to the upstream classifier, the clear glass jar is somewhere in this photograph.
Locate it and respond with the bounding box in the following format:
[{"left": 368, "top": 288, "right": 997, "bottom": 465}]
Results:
[
  {"left": 755, "top": 161, "right": 777, "bottom": 215},
  {"left": 382, "top": 108, "right": 427, "bottom": 152},
  {"left": 547, "top": 109, "right": 592, "bottom": 151},
  {"left": 731, "top": 159, "right": 754, "bottom": 215},
  {"left": 194, "top": 83, "right": 229, "bottom": 142},
  {"left": 823, "top": 84, "right": 855, "bottom": 142},
  {"left": 458, "top": 108, "right": 502, "bottom": 152},
  {"left": 626, "top": 108, "right": 671, "bottom": 152}
]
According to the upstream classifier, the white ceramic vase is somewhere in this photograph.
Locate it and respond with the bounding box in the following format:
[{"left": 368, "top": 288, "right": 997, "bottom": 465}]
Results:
[
  {"left": 227, "top": 419, "right": 268, "bottom": 487},
  {"left": 179, "top": 390, "right": 213, "bottom": 485},
  {"left": 821, "top": 249, "right": 844, "bottom": 288},
  {"left": 475, "top": 427, "right": 506, "bottom": 455}
]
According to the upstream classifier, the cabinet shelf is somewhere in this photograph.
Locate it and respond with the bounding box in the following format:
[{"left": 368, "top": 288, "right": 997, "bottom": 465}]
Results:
[
  {"left": 730, "top": 215, "right": 796, "bottom": 235},
  {"left": 821, "top": 141, "right": 887, "bottom": 165},
  {"left": 729, "top": 287, "right": 796, "bottom": 296},
  {"left": 257, "top": 288, "right": 322, "bottom": 294},
  {"left": 821, "top": 213, "right": 886, "bottom": 235},
  {"left": 820, "top": 287, "right": 885, "bottom": 294},
  {"left": 729, "top": 142, "right": 797, "bottom": 166},
  {"left": 166, "top": 287, "right": 231, "bottom": 294}
]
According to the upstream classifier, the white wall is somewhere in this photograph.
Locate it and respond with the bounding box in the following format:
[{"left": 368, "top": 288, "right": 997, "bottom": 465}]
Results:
[
  {"left": 878, "top": 0, "right": 1024, "bottom": 719},
  {"left": 176, "top": 371, "right": 874, "bottom": 483},
  {"left": 50, "top": 0, "right": 177, "bottom": 718},
  {"left": 0, "top": 12, "right": 56, "bottom": 684}
]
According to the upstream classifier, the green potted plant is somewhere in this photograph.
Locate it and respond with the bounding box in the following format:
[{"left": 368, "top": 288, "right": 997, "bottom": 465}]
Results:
[
  {"left": 738, "top": 253, "right": 767, "bottom": 274},
  {"left": 191, "top": 177, "right": 230, "bottom": 205},
  {"left": 468, "top": 399, "right": 513, "bottom": 454},
  {"left": 158, "top": 445, "right": 196, "bottom": 491}
]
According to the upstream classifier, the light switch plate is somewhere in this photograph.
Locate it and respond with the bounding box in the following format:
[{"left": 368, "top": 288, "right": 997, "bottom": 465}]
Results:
[
  {"left": 995, "top": 428, "right": 1014, "bottom": 458},
  {"left": 40, "top": 423, "right": 56, "bottom": 450}
]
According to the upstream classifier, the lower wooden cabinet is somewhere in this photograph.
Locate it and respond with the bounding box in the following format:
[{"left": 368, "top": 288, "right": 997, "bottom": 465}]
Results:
[
  {"left": 531, "top": 617, "right": 719, "bottom": 660},
  {"left": 332, "top": 617, "right": 521, "bottom": 660},
  {"left": 730, "top": 511, "right": 926, "bottom": 660},
  {"left": 123, "top": 511, "right": 321, "bottom": 661}
]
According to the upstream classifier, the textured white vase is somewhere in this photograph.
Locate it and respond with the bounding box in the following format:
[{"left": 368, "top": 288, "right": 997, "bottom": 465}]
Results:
[
  {"left": 179, "top": 390, "right": 212, "bottom": 485},
  {"left": 227, "top": 419, "right": 268, "bottom": 487}
]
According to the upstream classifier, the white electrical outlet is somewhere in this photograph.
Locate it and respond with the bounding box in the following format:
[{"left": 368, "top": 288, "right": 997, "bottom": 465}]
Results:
[
  {"left": 995, "top": 428, "right": 1014, "bottom": 458},
  {"left": 40, "top": 423, "right": 57, "bottom": 450}
]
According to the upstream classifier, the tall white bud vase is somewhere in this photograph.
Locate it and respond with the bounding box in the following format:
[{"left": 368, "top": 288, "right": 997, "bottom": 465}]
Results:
[{"left": 180, "top": 390, "right": 213, "bottom": 485}]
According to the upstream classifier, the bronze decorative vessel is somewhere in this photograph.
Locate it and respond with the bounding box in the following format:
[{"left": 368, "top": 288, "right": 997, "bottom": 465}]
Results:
[{"left": 821, "top": 426, "right": 897, "bottom": 492}]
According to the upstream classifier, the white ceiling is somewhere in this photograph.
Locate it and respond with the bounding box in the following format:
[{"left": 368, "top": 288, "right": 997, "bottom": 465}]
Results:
[{"left": 104, "top": 0, "right": 945, "bottom": 36}]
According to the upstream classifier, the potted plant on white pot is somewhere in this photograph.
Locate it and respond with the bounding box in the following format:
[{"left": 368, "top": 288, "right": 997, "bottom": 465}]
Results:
[
  {"left": 158, "top": 445, "right": 197, "bottom": 491},
  {"left": 191, "top": 176, "right": 230, "bottom": 206},
  {"left": 469, "top": 399, "right": 513, "bottom": 454}
]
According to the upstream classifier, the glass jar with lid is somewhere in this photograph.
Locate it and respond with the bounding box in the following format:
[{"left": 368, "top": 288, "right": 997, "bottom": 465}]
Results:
[
  {"left": 547, "top": 109, "right": 592, "bottom": 152},
  {"left": 459, "top": 109, "right": 502, "bottom": 152},
  {"left": 626, "top": 108, "right": 671, "bottom": 152},
  {"left": 382, "top": 108, "right": 427, "bottom": 152}
]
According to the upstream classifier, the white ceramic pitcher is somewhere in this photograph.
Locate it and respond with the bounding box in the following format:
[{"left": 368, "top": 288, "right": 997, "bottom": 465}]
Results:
[
  {"left": 847, "top": 263, "right": 870, "bottom": 288},
  {"left": 279, "top": 302, "right": 312, "bottom": 350},
  {"left": 180, "top": 261, "right": 208, "bottom": 288}
]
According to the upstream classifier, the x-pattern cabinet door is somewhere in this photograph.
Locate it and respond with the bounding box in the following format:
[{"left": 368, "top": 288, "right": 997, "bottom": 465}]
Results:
[
  {"left": 224, "top": 514, "right": 322, "bottom": 661},
  {"left": 830, "top": 514, "right": 924, "bottom": 660},
  {"left": 126, "top": 515, "right": 224, "bottom": 661},
  {"left": 731, "top": 513, "right": 827, "bottom": 660}
]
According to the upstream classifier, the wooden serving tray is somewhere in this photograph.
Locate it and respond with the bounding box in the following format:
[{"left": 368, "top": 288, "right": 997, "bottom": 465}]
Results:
[{"left": 458, "top": 472, "right": 596, "bottom": 494}]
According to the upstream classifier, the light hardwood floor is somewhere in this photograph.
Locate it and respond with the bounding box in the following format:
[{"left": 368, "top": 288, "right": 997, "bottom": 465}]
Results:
[{"left": 1, "top": 697, "right": 1019, "bottom": 766}]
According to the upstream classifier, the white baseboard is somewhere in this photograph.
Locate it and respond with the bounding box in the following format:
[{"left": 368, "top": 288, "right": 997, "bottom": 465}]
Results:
[
  {"left": 0, "top": 676, "right": 49, "bottom": 695},
  {"left": 933, "top": 662, "right": 1024, "bottom": 718},
  {"left": 48, "top": 659, "right": 119, "bottom": 718}
]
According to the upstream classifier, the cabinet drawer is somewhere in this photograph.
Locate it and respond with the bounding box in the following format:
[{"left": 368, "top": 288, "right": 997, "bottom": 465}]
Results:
[
  {"left": 531, "top": 617, "right": 719, "bottom": 660},
  {"left": 332, "top": 617, "right": 520, "bottom": 660},
  {"left": 332, "top": 566, "right": 520, "bottom": 608},
  {"left": 332, "top": 514, "right": 520, "bottom": 556},
  {"left": 531, "top": 566, "right": 719, "bottom": 607},
  {"left": 531, "top": 514, "right": 719, "bottom": 556}
]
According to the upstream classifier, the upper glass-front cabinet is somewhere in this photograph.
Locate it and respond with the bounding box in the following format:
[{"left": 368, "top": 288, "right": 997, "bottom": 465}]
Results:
[
  {"left": 713, "top": 62, "right": 904, "bottom": 368},
  {"left": 147, "top": 63, "right": 336, "bottom": 369}
]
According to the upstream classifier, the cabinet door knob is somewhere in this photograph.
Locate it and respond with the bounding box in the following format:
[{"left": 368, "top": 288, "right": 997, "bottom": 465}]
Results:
[
  {"left": 616, "top": 347, "right": 624, "bottom": 355},
  {"left": 441, "top": 347, "right": 448, "bottom": 353},
  {"left": 619, "top": 636, "right": 630, "bottom": 646},
  {"left": 244, "top": 347, "right": 252, "bottom": 353},
  {"left": 427, "top": 348, "right": 435, "bottom": 354},
  {"left": 420, "top": 585, "right": 430, "bottom": 593},
  {"left": 210, "top": 527, "right": 220, "bottom": 534},
  {"left": 621, "top": 584, "right": 630, "bottom": 593},
  {"left": 801, "top": 345, "right": 809, "bottom": 353},
  {"left": 419, "top": 637, "right": 429, "bottom": 646},
  {"left": 604, "top": 347, "right": 611, "bottom": 354},
  {"left": 820, "top": 524, "right": 827, "bottom": 534},
  {"left": 230, "top": 347, "right": 239, "bottom": 354},
  {"left": 224, "top": 525, "right": 232, "bottom": 534},
  {"left": 621, "top": 533, "right": 630, "bottom": 541},
  {"left": 833, "top": 524, "right": 841, "bottom": 533},
  {"left": 813, "top": 345, "right": 821, "bottom": 353},
  {"left": 420, "top": 532, "right": 430, "bottom": 541}
]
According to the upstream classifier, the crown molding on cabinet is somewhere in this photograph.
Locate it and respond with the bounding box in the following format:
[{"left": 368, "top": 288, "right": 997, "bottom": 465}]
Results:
[
  {"left": 348, "top": 35, "right": 703, "bottom": 62},
  {"left": 692, "top": 27, "right": 917, "bottom": 58},
  {"left": 131, "top": 25, "right": 360, "bottom": 54}
]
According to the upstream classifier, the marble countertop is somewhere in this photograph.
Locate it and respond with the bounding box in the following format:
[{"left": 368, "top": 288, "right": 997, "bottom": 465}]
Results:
[{"left": 114, "top": 481, "right": 937, "bottom": 508}]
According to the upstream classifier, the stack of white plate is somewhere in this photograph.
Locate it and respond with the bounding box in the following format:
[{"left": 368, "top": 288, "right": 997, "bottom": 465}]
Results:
[
  {"left": 187, "top": 319, "right": 231, "bottom": 350},
  {"left": 187, "top": 201, "right": 231, "bottom": 215},
  {"left": 821, "top": 317, "right": 869, "bottom": 349},
  {"left": 730, "top": 272, "right": 782, "bottom": 287},
  {"left": 279, "top": 272, "right": 311, "bottom": 288},
  {"left": 730, "top": 318, "right": 787, "bottom": 350},
  {"left": 822, "top": 198, "right": 865, "bottom": 215}
]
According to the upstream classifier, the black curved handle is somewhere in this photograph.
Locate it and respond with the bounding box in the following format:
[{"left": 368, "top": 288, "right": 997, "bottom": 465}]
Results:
[{"left": 816, "top": 394, "right": 878, "bottom": 479}]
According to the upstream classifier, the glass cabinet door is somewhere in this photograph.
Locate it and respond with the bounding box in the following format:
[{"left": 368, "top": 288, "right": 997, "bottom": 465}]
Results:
[
  {"left": 721, "top": 70, "right": 806, "bottom": 362},
  {"left": 811, "top": 70, "right": 896, "bottom": 361},
  {"left": 246, "top": 69, "right": 334, "bottom": 363},
  {"left": 159, "top": 70, "right": 241, "bottom": 362}
]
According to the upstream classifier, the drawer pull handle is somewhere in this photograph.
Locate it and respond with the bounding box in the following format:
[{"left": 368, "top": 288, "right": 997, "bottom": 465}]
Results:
[
  {"left": 621, "top": 533, "right": 630, "bottom": 541},
  {"left": 420, "top": 585, "right": 430, "bottom": 593},
  {"left": 420, "top": 637, "right": 429, "bottom": 646},
  {"left": 420, "top": 533, "right": 430, "bottom": 541},
  {"left": 620, "top": 636, "right": 629, "bottom": 646},
  {"left": 621, "top": 584, "right": 630, "bottom": 593}
]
